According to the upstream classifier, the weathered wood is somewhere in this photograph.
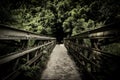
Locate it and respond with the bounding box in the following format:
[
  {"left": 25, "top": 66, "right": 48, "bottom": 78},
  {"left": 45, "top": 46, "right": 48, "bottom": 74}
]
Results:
[
  {"left": 0, "top": 41, "right": 54, "bottom": 64},
  {"left": 0, "top": 24, "right": 56, "bottom": 80},
  {"left": 0, "top": 24, "right": 55, "bottom": 40},
  {"left": 64, "top": 22, "right": 120, "bottom": 80},
  {"left": 65, "top": 22, "right": 120, "bottom": 39}
]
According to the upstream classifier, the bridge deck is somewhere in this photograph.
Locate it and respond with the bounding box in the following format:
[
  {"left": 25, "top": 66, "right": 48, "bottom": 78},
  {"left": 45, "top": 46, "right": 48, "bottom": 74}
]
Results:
[{"left": 41, "top": 44, "right": 81, "bottom": 80}]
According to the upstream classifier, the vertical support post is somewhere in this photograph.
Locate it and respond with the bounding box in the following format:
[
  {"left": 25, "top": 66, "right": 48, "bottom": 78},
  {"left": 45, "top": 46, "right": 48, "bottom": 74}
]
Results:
[
  {"left": 13, "top": 58, "right": 19, "bottom": 71},
  {"left": 90, "top": 39, "right": 101, "bottom": 72},
  {"left": 26, "top": 40, "right": 30, "bottom": 62},
  {"left": 33, "top": 40, "right": 40, "bottom": 66},
  {"left": 21, "top": 40, "right": 29, "bottom": 63},
  {"left": 13, "top": 40, "right": 28, "bottom": 71},
  {"left": 27, "top": 53, "right": 29, "bottom": 62}
]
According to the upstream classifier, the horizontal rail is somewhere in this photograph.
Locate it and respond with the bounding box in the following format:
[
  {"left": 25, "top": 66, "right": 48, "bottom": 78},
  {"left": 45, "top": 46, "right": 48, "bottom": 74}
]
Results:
[
  {"left": 25, "top": 53, "right": 43, "bottom": 66},
  {"left": 0, "top": 24, "right": 55, "bottom": 40},
  {"left": 71, "top": 48, "right": 100, "bottom": 68},
  {"left": 25, "top": 42, "right": 55, "bottom": 66},
  {"left": 1, "top": 40, "right": 56, "bottom": 80},
  {"left": 2, "top": 70, "right": 19, "bottom": 80},
  {"left": 69, "top": 41, "right": 120, "bottom": 57},
  {"left": 66, "top": 22, "right": 120, "bottom": 39},
  {"left": 0, "top": 41, "right": 54, "bottom": 64},
  {"left": 66, "top": 43, "right": 100, "bottom": 68},
  {"left": 64, "top": 22, "right": 120, "bottom": 80}
]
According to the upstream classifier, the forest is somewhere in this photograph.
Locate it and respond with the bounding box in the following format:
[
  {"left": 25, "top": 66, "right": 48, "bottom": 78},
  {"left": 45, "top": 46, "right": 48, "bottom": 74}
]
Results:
[
  {"left": 0, "top": 0, "right": 120, "bottom": 80},
  {"left": 0, "top": 0, "right": 120, "bottom": 42}
]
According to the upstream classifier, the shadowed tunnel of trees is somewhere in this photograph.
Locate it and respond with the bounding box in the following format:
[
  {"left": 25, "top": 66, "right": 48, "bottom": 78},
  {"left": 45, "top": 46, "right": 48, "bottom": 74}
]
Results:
[
  {"left": 54, "top": 23, "right": 64, "bottom": 43},
  {"left": 0, "top": 0, "right": 120, "bottom": 80},
  {"left": 0, "top": 0, "right": 120, "bottom": 43}
]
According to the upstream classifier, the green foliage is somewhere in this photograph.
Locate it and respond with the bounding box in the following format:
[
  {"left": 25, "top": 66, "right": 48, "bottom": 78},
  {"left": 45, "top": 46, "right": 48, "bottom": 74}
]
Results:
[
  {"left": 20, "top": 65, "right": 40, "bottom": 78},
  {"left": 0, "top": 0, "right": 119, "bottom": 38},
  {"left": 18, "top": 49, "right": 51, "bottom": 79},
  {"left": 0, "top": 1, "right": 120, "bottom": 80},
  {"left": 102, "top": 43, "right": 120, "bottom": 56}
]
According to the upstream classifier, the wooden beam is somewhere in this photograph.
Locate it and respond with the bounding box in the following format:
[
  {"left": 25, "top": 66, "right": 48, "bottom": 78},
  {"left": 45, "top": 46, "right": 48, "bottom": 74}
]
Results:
[
  {"left": 0, "top": 24, "right": 55, "bottom": 40},
  {"left": 0, "top": 41, "right": 54, "bottom": 64}
]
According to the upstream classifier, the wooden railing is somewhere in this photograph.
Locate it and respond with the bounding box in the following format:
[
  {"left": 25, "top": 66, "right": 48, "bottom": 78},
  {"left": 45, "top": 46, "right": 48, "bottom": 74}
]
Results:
[
  {"left": 64, "top": 22, "right": 120, "bottom": 80},
  {"left": 0, "top": 24, "right": 56, "bottom": 80}
]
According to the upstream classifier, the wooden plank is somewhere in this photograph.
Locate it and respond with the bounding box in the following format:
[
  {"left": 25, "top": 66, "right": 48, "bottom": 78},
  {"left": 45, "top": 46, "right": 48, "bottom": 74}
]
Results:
[
  {"left": 0, "top": 24, "right": 55, "bottom": 40},
  {"left": 66, "top": 22, "right": 120, "bottom": 39},
  {"left": 69, "top": 41, "right": 120, "bottom": 57},
  {"left": 0, "top": 41, "right": 54, "bottom": 64}
]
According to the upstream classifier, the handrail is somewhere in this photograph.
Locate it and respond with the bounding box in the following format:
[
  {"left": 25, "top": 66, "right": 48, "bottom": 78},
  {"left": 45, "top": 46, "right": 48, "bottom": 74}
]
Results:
[
  {"left": 0, "top": 24, "right": 55, "bottom": 40},
  {"left": 64, "top": 23, "right": 120, "bottom": 80},
  {"left": 68, "top": 41, "right": 120, "bottom": 57},
  {"left": 66, "top": 22, "right": 120, "bottom": 39},
  {"left": 0, "top": 24, "right": 56, "bottom": 80},
  {"left": 0, "top": 41, "right": 54, "bottom": 64}
]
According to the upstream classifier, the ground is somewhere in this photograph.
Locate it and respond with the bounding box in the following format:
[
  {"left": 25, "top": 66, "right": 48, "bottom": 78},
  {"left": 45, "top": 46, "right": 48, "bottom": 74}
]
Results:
[{"left": 41, "top": 44, "right": 81, "bottom": 80}]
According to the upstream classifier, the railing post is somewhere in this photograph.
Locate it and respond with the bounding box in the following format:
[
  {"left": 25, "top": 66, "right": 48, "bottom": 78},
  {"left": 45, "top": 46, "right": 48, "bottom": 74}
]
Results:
[
  {"left": 0, "top": 25, "right": 56, "bottom": 80},
  {"left": 90, "top": 39, "right": 101, "bottom": 72}
]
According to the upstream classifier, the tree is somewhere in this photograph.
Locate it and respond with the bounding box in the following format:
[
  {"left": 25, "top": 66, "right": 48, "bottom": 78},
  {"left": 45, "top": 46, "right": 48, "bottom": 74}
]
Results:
[{"left": 0, "top": 0, "right": 119, "bottom": 40}]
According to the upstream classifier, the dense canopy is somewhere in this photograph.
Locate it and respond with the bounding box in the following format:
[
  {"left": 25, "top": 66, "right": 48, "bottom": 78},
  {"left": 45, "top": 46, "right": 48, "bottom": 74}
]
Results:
[{"left": 0, "top": 0, "right": 120, "bottom": 42}]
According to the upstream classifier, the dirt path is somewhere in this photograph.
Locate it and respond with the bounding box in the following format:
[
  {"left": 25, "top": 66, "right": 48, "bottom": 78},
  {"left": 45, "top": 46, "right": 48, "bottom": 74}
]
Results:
[{"left": 40, "top": 44, "right": 81, "bottom": 80}]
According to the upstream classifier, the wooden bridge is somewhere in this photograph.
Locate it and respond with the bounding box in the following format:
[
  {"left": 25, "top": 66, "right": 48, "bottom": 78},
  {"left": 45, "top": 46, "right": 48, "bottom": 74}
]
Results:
[{"left": 0, "top": 23, "right": 120, "bottom": 80}]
